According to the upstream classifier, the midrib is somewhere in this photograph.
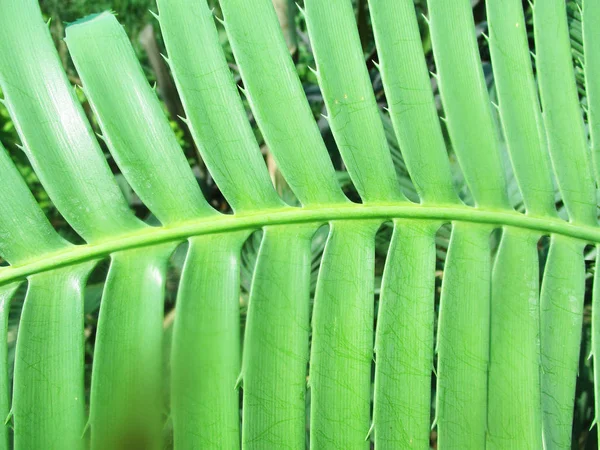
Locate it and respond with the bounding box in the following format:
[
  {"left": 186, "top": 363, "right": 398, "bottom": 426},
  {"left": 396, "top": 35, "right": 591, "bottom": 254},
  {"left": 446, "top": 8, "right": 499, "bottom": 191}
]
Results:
[{"left": 1, "top": 202, "right": 598, "bottom": 284}]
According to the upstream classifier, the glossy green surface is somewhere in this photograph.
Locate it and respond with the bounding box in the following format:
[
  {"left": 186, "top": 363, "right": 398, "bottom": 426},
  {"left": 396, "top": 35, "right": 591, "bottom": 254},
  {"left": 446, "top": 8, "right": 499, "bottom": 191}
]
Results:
[
  {"left": 540, "top": 236, "right": 586, "bottom": 450},
  {"left": 242, "top": 225, "right": 315, "bottom": 449},
  {"left": 171, "top": 233, "right": 248, "bottom": 448},
  {"left": 374, "top": 220, "right": 438, "bottom": 448},
  {"left": 0, "top": 0, "right": 597, "bottom": 448},
  {"left": 13, "top": 264, "right": 95, "bottom": 450},
  {"left": 90, "top": 245, "right": 174, "bottom": 450},
  {"left": 487, "top": 228, "right": 542, "bottom": 449},
  {"left": 0, "top": 284, "right": 19, "bottom": 450},
  {"left": 310, "top": 221, "right": 380, "bottom": 449}
]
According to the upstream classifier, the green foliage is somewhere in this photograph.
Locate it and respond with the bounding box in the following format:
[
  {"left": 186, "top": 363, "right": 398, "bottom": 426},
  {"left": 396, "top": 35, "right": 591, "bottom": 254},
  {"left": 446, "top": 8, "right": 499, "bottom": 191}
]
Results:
[{"left": 0, "top": 0, "right": 599, "bottom": 449}]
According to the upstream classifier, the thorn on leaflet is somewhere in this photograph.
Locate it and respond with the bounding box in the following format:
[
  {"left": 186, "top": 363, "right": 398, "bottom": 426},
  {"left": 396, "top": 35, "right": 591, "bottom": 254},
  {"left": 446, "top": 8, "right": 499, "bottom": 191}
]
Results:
[
  {"left": 577, "top": 3, "right": 583, "bottom": 15},
  {"left": 439, "top": 116, "right": 447, "bottom": 123},
  {"left": 160, "top": 53, "right": 170, "bottom": 66},
  {"left": 530, "top": 51, "right": 536, "bottom": 60},
  {"left": 590, "top": 418, "right": 597, "bottom": 431},
  {"left": 177, "top": 115, "right": 189, "bottom": 125},
  {"left": 372, "top": 60, "right": 381, "bottom": 71},
  {"left": 528, "top": 0, "right": 534, "bottom": 10},
  {"left": 46, "top": 17, "right": 52, "bottom": 27},
  {"left": 320, "top": 113, "right": 329, "bottom": 121},
  {"left": 152, "top": 81, "right": 157, "bottom": 91},
  {"left": 81, "top": 420, "right": 90, "bottom": 439},
  {"left": 296, "top": 3, "right": 306, "bottom": 16},
  {"left": 234, "top": 372, "right": 243, "bottom": 390},
  {"left": 491, "top": 101, "right": 500, "bottom": 110},
  {"left": 149, "top": 10, "right": 159, "bottom": 21},
  {"left": 308, "top": 66, "right": 318, "bottom": 76},
  {"left": 429, "top": 71, "right": 438, "bottom": 80},
  {"left": 431, "top": 416, "right": 437, "bottom": 430},
  {"left": 95, "top": 133, "right": 106, "bottom": 142},
  {"left": 214, "top": 13, "right": 225, "bottom": 26},
  {"left": 14, "top": 143, "right": 26, "bottom": 153},
  {"left": 481, "top": 32, "right": 489, "bottom": 42},
  {"left": 382, "top": 106, "right": 390, "bottom": 113},
  {"left": 4, "top": 409, "right": 12, "bottom": 425},
  {"left": 238, "top": 85, "right": 248, "bottom": 97},
  {"left": 421, "top": 13, "right": 430, "bottom": 26},
  {"left": 365, "top": 422, "right": 374, "bottom": 441},
  {"left": 587, "top": 350, "right": 593, "bottom": 361}
]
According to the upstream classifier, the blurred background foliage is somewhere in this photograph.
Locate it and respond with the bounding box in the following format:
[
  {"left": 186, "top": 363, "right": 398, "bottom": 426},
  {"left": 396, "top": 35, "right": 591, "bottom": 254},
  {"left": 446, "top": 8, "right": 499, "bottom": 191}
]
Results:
[{"left": 0, "top": 0, "right": 596, "bottom": 448}]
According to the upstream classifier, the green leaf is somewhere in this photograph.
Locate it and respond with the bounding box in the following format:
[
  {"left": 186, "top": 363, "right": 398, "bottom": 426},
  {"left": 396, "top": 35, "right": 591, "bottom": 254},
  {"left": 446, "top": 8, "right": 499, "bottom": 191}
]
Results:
[
  {"left": 0, "top": 1, "right": 598, "bottom": 448},
  {"left": 534, "top": 0, "right": 597, "bottom": 226},
  {"left": 368, "top": 0, "right": 458, "bottom": 205},
  {"left": 89, "top": 245, "right": 174, "bottom": 450},
  {"left": 0, "top": 0, "right": 142, "bottom": 241},
  {"left": 171, "top": 233, "right": 248, "bottom": 448},
  {"left": 13, "top": 263, "right": 95, "bottom": 450},
  {"left": 487, "top": 228, "right": 542, "bottom": 449},
  {"left": 373, "top": 220, "right": 438, "bottom": 448},
  {"left": 310, "top": 221, "right": 380, "bottom": 449},
  {"left": 0, "top": 283, "right": 20, "bottom": 450},
  {"left": 540, "top": 236, "right": 586, "bottom": 450},
  {"left": 65, "top": 13, "right": 214, "bottom": 224},
  {"left": 429, "top": 0, "right": 510, "bottom": 209},
  {"left": 155, "top": 0, "right": 283, "bottom": 212},
  {"left": 304, "top": 0, "right": 405, "bottom": 203},
  {"left": 242, "top": 225, "right": 315, "bottom": 449},
  {"left": 436, "top": 223, "right": 491, "bottom": 448},
  {"left": 219, "top": 0, "right": 346, "bottom": 206}
]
